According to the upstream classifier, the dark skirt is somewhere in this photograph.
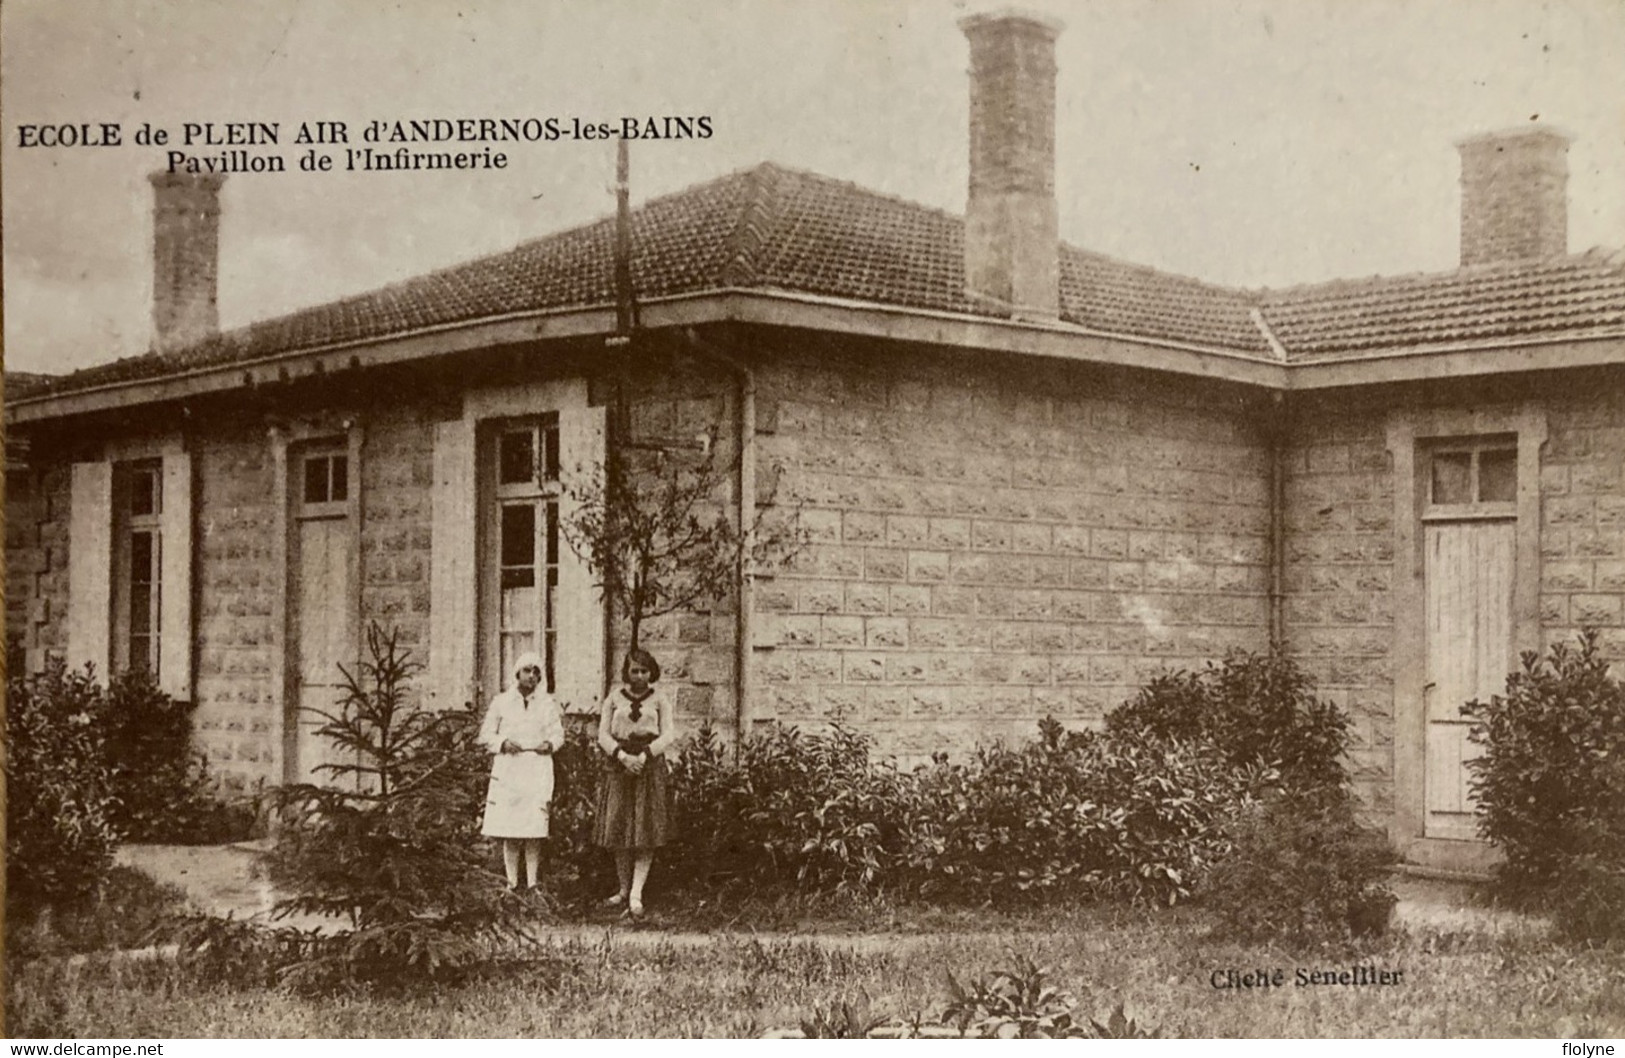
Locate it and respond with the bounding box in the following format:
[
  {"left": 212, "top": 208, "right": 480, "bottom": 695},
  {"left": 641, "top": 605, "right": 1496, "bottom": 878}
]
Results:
[{"left": 593, "top": 741, "right": 673, "bottom": 850}]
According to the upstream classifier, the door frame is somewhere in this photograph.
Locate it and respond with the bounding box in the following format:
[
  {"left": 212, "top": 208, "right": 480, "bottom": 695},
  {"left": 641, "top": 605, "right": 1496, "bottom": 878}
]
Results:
[
  {"left": 270, "top": 418, "right": 365, "bottom": 786},
  {"left": 1386, "top": 403, "right": 1545, "bottom": 871}
]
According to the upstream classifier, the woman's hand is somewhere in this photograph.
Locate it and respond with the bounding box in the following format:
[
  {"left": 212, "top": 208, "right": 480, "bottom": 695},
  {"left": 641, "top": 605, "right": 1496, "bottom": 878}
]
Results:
[
  {"left": 535, "top": 741, "right": 554, "bottom": 755},
  {"left": 619, "top": 750, "right": 646, "bottom": 775},
  {"left": 500, "top": 738, "right": 523, "bottom": 755}
]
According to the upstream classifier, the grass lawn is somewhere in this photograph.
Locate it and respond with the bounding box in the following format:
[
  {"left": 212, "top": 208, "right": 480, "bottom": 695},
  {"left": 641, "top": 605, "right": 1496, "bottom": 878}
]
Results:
[{"left": 8, "top": 896, "right": 1624, "bottom": 1038}]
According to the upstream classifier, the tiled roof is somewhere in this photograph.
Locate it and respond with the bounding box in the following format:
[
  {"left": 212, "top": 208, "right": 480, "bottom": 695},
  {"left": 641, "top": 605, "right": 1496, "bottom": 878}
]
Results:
[
  {"left": 3, "top": 372, "right": 60, "bottom": 400},
  {"left": 12, "top": 162, "right": 1625, "bottom": 401},
  {"left": 14, "top": 163, "right": 1270, "bottom": 398},
  {"left": 1260, "top": 251, "right": 1625, "bottom": 361}
]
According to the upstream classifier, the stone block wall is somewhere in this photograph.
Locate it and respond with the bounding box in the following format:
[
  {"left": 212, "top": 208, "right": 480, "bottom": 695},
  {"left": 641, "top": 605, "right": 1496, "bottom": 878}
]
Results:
[
  {"left": 609, "top": 356, "right": 742, "bottom": 736},
  {"left": 192, "top": 421, "right": 278, "bottom": 790},
  {"left": 4, "top": 462, "right": 70, "bottom": 674},
  {"left": 1536, "top": 378, "right": 1625, "bottom": 660},
  {"left": 18, "top": 346, "right": 1608, "bottom": 818},
  {"left": 359, "top": 408, "right": 435, "bottom": 660},
  {"left": 1281, "top": 396, "right": 1396, "bottom": 815},
  {"left": 746, "top": 339, "right": 1275, "bottom": 758},
  {"left": 1283, "top": 369, "right": 1625, "bottom": 821}
]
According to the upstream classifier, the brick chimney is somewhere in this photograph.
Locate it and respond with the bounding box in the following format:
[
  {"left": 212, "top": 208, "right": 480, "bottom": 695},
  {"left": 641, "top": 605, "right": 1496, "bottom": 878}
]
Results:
[
  {"left": 148, "top": 171, "right": 224, "bottom": 352},
  {"left": 1456, "top": 127, "right": 1570, "bottom": 267},
  {"left": 961, "top": 10, "right": 1062, "bottom": 321}
]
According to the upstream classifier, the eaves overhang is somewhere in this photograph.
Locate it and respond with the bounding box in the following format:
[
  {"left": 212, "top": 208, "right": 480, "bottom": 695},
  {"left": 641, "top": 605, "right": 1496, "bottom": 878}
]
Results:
[
  {"left": 1284, "top": 331, "right": 1625, "bottom": 390},
  {"left": 9, "top": 292, "right": 1625, "bottom": 424},
  {"left": 6, "top": 289, "right": 1287, "bottom": 424}
]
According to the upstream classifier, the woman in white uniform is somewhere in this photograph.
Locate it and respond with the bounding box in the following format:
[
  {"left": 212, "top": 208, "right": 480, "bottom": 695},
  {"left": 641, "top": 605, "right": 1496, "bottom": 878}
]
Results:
[{"left": 478, "top": 652, "right": 563, "bottom": 891}]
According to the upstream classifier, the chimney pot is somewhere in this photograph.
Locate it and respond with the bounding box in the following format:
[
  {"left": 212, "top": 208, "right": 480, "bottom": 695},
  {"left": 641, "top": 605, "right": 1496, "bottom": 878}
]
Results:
[
  {"left": 148, "top": 171, "right": 224, "bottom": 353},
  {"left": 1456, "top": 126, "right": 1570, "bottom": 267},
  {"left": 961, "top": 9, "right": 1063, "bottom": 321}
]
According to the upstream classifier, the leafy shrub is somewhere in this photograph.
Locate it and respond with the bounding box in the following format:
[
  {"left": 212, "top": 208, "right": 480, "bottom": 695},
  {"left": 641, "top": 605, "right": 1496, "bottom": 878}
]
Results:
[
  {"left": 1205, "top": 791, "right": 1396, "bottom": 945},
  {"left": 652, "top": 716, "right": 1263, "bottom": 909},
  {"left": 1109, "top": 652, "right": 1396, "bottom": 943},
  {"left": 665, "top": 723, "right": 911, "bottom": 895},
  {"left": 263, "top": 623, "right": 531, "bottom": 991},
  {"left": 1107, "top": 650, "right": 1350, "bottom": 796},
  {"left": 1547, "top": 758, "right": 1625, "bottom": 944},
  {"left": 908, "top": 719, "right": 1265, "bottom": 906},
  {"left": 4, "top": 661, "right": 119, "bottom": 915},
  {"left": 1465, "top": 630, "right": 1625, "bottom": 904},
  {"left": 545, "top": 654, "right": 1343, "bottom": 914},
  {"left": 101, "top": 670, "right": 258, "bottom": 845}
]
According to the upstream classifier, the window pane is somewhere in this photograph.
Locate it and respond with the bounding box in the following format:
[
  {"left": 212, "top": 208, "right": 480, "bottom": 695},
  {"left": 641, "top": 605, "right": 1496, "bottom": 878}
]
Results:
[
  {"left": 130, "top": 635, "right": 153, "bottom": 674},
  {"left": 501, "top": 567, "right": 535, "bottom": 590},
  {"left": 499, "top": 430, "right": 535, "bottom": 485},
  {"left": 330, "top": 456, "right": 349, "bottom": 502},
  {"left": 130, "top": 531, "right": 155, "bottom": 584},
  {"left": 130, "top": 583, "right": 153, "bottom": 636},
  {"left": 500, "top": 504, "right": 535, "bottom": 567},
  {"left": 1479, "top": 449, "right": 1517, "bottom": 503},
  {"left": 501, "top": 585, "right": 537, "bottom": 628},
  {"left": 546, "top": 502, "right": 559, "bottom": 565},
  {"left": 543, "top": 417, "right": 560, "bottom": 482},
  {"left": 1431, "top": 452, "right": 1472, "bottom": 504},
  {"left": 303, "top": 457, "right": 329, "bottom": 504},
  {"left": 130, "top": 468, "right": 160, "bottom": 516}
]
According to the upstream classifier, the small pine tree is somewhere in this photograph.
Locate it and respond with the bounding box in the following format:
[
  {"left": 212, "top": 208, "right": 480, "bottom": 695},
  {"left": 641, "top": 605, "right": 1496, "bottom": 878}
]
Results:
[{"left": 264, "top": 623, "right": 531, "bottom": 990}]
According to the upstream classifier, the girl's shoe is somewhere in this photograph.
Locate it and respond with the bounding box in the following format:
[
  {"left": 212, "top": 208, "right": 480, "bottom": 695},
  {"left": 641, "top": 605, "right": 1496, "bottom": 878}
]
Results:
[
  {"left": 602, "top": 892, "right": 626, "bottom": 909},
  {"left": 628, "top": 898, "right": 645, "bottom": 918}
]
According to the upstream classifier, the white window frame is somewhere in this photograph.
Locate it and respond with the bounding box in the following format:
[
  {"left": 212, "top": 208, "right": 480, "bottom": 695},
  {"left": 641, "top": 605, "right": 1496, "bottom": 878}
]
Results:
[
  {"left": 68, "top": 434, "right": 193, "bottom": 699},
  {"left": 1421, "top": 437, "right": 1518, "bottom": 524},
  {"left": 484, "top": 414, "right": 564, "bottom": 695},
  {"left": 429, "top": 378, "right": 605, "bottom": 714},
  {"left": 113, "top": 460, "right": 164, "bottom": 678}
]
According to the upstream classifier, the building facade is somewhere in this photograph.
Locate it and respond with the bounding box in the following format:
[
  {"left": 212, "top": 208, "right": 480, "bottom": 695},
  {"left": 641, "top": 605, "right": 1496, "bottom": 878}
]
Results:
[{"left": 7, "top": 13, "right": 1625, "bottom": 873}]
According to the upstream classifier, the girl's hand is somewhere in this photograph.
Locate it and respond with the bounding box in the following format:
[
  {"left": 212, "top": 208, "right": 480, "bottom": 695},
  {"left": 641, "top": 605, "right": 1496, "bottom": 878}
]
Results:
[
  {"left": 535, "top": 741, "right": 554, "bottom": 755},
  {"left": 500, "top": 739, "right": 522, "bottom": 755}
]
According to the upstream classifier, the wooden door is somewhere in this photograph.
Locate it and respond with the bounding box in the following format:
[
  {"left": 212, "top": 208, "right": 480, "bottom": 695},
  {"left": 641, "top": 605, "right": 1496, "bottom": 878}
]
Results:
[
  {"left": 288, "top": 448, "right": 356, "bottom": 787},
  {"left": 292, "top": 515, "right": 354, "bottom": 785},
  {"left": 1423, "top": 519, "right": 1514, "bottom": 840}
]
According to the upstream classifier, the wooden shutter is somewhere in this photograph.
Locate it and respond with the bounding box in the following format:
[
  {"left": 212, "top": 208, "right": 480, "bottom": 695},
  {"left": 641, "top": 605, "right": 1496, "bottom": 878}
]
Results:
[
  {"left": 429, "top": 419, "right": 478, "bottom": 710},
  {"left": 555, "top": 403, "right": 607, "bottom": 715},
  {"left": 67, "top": 461, "right": 113, "bottom": 680},
  {"left": 159, "top": 451, "right": 194, "bottom": 700}
]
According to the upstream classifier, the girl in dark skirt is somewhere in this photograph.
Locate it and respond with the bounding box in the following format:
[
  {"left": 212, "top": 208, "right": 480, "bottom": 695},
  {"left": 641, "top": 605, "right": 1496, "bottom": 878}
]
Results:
[{"left": 594, "top": 647, "right": 676, "bottom": 916}]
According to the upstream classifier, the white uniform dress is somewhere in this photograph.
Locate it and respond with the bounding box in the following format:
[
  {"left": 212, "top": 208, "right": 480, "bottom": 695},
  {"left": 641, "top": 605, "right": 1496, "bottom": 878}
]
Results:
[{"left": 478, "top": 687, "right": 565, "bottom": 839}]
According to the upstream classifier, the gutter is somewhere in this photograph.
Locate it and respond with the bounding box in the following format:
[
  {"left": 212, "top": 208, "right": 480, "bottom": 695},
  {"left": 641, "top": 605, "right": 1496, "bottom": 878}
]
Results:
[{"left": 1267, "top": 391, "right": 1289, "bottom": 649}]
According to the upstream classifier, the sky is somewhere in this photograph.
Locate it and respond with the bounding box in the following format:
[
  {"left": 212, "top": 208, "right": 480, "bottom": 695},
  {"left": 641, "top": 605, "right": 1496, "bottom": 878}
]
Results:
[{"left": 3, "top": 0, "right": 1624, "bottom": 375}]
